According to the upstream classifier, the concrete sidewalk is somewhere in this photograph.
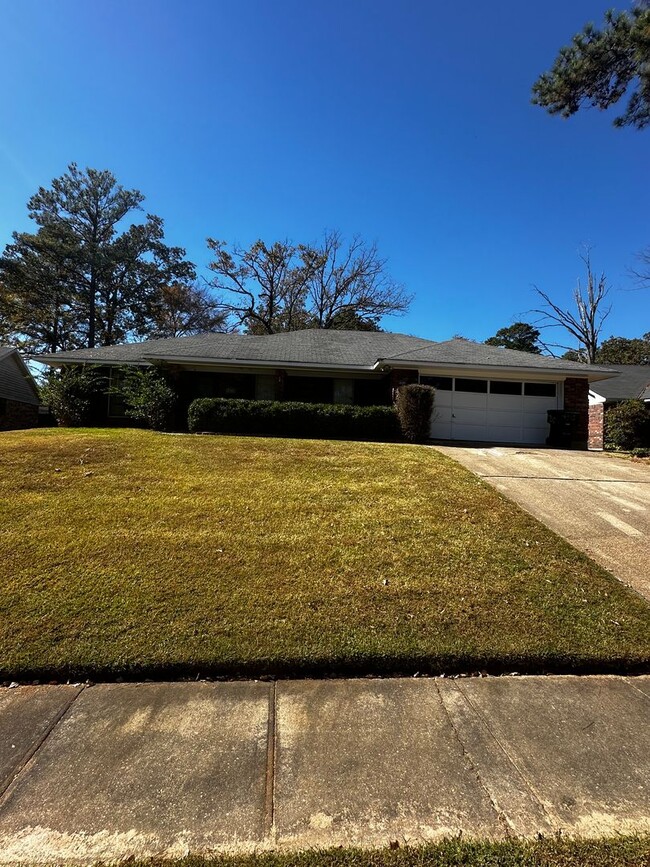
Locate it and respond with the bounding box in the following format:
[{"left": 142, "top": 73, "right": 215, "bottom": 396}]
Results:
[{"left": 0, "top": 676, "right": 648, "bottom": 863}]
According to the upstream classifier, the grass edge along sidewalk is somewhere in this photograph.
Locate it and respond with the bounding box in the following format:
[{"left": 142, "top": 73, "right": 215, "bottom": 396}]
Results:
[
  {"left": 1, "top": 428, "right": 649, "bottom": 681},
  {"left": 104, "top": 837, "right": 650, "bottom": 867}
]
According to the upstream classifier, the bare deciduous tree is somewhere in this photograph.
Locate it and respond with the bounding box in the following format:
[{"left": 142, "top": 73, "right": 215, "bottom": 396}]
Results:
[
  {"left": 206, "top": 239, "right": 310, "bottom": 334},
  {"left": 207, "top": 232, "right": 411, "bottom": 334},
  {"left": 149, "top": 282, "right": 228, "bottom": 338},
  {"left": 629, "top": 247, "right": 650, "bottom": 288},
  {"left": 300, "top": 230, "right": 411, "bottom": 329},
  {"left": 531, "top": 251, "right": 612, "bottom": 363}
]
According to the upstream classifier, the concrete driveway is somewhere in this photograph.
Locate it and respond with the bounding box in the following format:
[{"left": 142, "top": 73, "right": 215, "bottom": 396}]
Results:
[{"left": 434, "top": 446, "right": 650, "bottom": 601}]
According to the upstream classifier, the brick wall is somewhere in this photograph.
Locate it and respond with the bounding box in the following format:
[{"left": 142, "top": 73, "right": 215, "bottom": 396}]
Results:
[
  {"left": 0, "top": 399, "right": 39, "bottom": 431},
  {"left": 588, "top": 403, "right": 604, "bottom": 450},
  {"left": 563, "top": 377, "right": 589, "bottom": 449}
]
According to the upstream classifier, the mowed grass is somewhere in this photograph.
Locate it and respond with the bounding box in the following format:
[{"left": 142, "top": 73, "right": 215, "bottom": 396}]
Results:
[
  {"left": 126, "top": 837, "right": 650, "bottom": 867},
  {"left": 1, "top": 428, "right": 649, "bottom": 680}
]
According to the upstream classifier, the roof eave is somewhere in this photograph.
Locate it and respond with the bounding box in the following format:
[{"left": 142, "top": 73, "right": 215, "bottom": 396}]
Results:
[
  {"left": 143, "top": 354, "right": 377, "bottom": 371},
  {"left": 376, "top": 358, "right": 618, "bottom": 381},
  {"left": 33, "top": 355, "right": 152, "bottom": 367}
]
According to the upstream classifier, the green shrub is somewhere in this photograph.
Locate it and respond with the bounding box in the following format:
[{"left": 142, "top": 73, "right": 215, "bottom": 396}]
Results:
[
  {"left": 116, "top": 367, "right": 177, "bottom": 431},
  {"left": 605, "top": 400, "right": 650, "bottom": 451},
  {"left": 188, "top": 398, "right": 400, "bottom": 441},
  {"left": 41, "top": 366, "right": 108, "bottom": 426},
  {"left": 395, "top": 383, "right": 435, "bottom": 442}
]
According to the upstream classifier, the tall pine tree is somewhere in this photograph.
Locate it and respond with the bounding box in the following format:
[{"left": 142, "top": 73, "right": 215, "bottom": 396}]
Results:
[{"left": 0, "top": 164, "right": 195, "bottom": 352}]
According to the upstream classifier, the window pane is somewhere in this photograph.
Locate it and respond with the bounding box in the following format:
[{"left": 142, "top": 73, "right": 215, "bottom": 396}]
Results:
[
  {"left": 420, "top": 375, "right": 452, "bottom": 391},
  {"left": 455, "top": 378, "right": 488, "bottom": 393},
  {"left": 355, "top": 378, "right": 389, "bottom": 406},
  {"left": 333, "top": 378, "right": 355, "bottom": 405},
  {"left": 255, "top": 374, "right": 276, "bottom": 401},
  {"left": 524, "top": 382, "right": 556, "bottom": 397},
  {"left": 286, "top": 376, "right": 333, "bottom": 404},
  {"left": 108, "top": 369, "right": 127, "bottom": 417},
  {"left": 490, "top": 380, "right": 522, "bottom": 395},
  {"left": 220, "top": 373, "right": 255, "bottom": 399}
]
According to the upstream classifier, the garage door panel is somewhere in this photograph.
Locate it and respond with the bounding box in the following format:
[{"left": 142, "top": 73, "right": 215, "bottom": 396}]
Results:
[
  {"left": 521, "top": 427, "right": 549, "bottom": 444},
  {"left": 523, "top": 408, "right": 552, "bottom": 425},
  {"left": 523, "top": 395, "right": 558, "bottom": 411},
  {"left": 453, "top": 408, "right": 487, "bottom": 425},
  {"left": 430, "top": 400, "right": 452, "bottom": 439},
  {"left": 433, "top": 391, "right": 453, "bottom": 407},
  {"left": 486, "top": 425, "right": 525, "bottom": 443},
  {"left": 427, "top": 378, "right": 560, "bottom": 444},
  {"left": 488, "top": 394, "right": 523, "bottom": 411},
  {"left": 432, "top": 406, "right": 452, "bottom": 423},
  {"left": 486, "top": 409, "right": 523, "bottom": 428},
  {"left": 453, "top": 392, "right": 488, "bottom": 409},
  {"left": 430, "top": 419, "right": 452, "bottom": 439}
]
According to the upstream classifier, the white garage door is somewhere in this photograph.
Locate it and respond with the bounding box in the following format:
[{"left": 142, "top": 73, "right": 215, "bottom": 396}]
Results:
[{"left": 424, "top": 376, "right": 560, "bottom": 444}]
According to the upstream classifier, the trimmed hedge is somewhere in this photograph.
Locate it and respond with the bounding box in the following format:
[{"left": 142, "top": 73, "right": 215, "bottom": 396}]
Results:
[
  {"left": 395, "top": 383, "right": 435, "bottom": 442},
  {"left": 188, "top": 398, "right": 400, "bottom": 441}
]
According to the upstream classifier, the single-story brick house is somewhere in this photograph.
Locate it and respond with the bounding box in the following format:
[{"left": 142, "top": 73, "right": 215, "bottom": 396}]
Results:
[
  {"left": 0, "top": 347, "right": 41, "bottom": 431},
  {"left": 588, "top": 364, "right": 650, "bottom": 450},
  {"left": 37, "top": 330, "right": 617, "bottom": 448}
]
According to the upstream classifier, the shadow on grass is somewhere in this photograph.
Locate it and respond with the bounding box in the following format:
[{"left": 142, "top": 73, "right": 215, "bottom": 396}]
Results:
[{"left": 3, "top": 650, "right": 650, "bottom": 684}]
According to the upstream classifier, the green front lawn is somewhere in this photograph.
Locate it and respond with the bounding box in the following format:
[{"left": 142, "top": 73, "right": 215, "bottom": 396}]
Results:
[
  {"left": 120, "top": 838, "right": 650, "bottom": 867},
  {"left": 1, "top": 428, "right": 649, "bottom": 679}
]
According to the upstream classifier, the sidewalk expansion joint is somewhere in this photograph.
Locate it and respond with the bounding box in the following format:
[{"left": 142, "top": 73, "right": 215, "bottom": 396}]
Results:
[
  {"left": 0, "top": 685, "right": 85, "bottom": 809},
  {"left": 454, "top": 682, "right": 556, "bottom": 829},
  {"left": 434, "top": 680, "right": 511, "bottom": 837},
  {"left": 264, "top": 681, "right": 277, "bottom": 838},
  {"left": 623, "top": 677, "right": 650, "bottom": 702}
]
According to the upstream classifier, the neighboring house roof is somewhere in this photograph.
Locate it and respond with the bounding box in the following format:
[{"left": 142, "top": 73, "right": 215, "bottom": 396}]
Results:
[
  {"left": 0, "top": 347, "right": 41, "bottom": 406},
  {"left": 35, "top": 330, "right": 616, "bottom": 380},
  {"left": 589, "top": 364, "right": 650, "bottom": 401}
]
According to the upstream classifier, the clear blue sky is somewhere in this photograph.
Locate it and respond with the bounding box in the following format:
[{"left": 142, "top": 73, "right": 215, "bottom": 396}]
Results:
[{"left": 1, "top": 0, "right": 648, "bottom": 345}]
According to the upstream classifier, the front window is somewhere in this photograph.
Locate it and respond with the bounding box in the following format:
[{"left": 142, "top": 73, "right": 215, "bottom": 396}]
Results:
[
  {"left": 255, "top": 374, "right": 276, "bottom": 401},
  {"left": 333, "top": 379, "right": 355, "bottom": 405},
  {"left": 108, "top": 369, "right": 128, "bottom": 418}
]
